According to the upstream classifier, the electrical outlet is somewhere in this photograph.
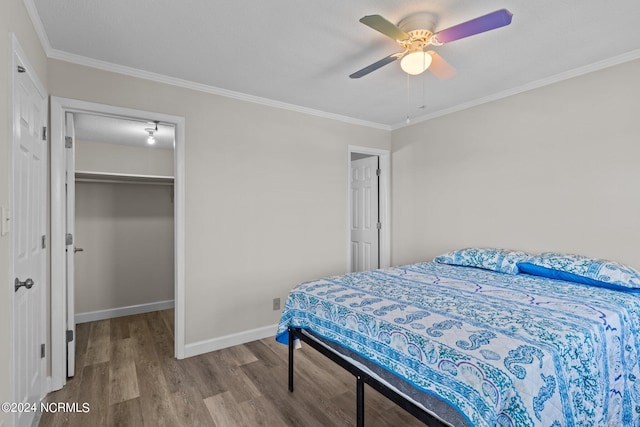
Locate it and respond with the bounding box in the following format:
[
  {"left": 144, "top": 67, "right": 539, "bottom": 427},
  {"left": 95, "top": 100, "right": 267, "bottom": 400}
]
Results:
[{"left": 272, "top": 297, "right": 281, "bottom": 311}]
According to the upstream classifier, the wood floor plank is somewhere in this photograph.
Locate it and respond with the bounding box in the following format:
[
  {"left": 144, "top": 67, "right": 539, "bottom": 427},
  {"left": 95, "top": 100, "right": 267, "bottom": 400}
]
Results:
[
  {"left": 135, "top": 356, "right": 182, "bottom": 426},
  {"left": 294, "top": 347, "right": 356, "bottom": 401},
  {"left": 240, "top": 359, "right": 333, "bottom": 427},
  {"left": 40, "top": 310, "right": 434, "bottom": 427},
  {"left": 109, "top": 338, "right": 140, "bottom": 404},
  {"left": 147, "top": 318, "right": 186, "bottom": 395},
  {"left": 159, "top": 309, "right": 175, "bottom": 336},
  {"left": 145, "top": 310, "right": 172, "bottom": 341},
  {"left": 37, "top": 399, "right": 72, "bottom": 427},
  {"left": 84, "top": 320, "right": 110, "bottom": 366},
  {"left": 204, "top": 391, "right": 253, "bottom": 427},
  {"left": 236, "top": 395, "right": 290, "bottom": 427},
  {"left": 180, "top": 354, "right": 228, "bottom": 398},
  {"left": 108, "top": 397, "right": 144, "bottom": 427},
  {"left": 222, "top": 364, "right": 263, "bottom": 404},
  {"left": 70, "top": 362, "right": 110, "bottom": 427},
  {"left": 154, "top": 341, "right": 191, "bottom": 395},
  {"left": 75, "top": 321, "right": 91, "bottom": 369},
  {"left": 170, "top": 386, "right": 215, "bottom": 427},
  {"left": 128, "top": 316, "right": 160, "bottom": 363},
  {"left": 109, "top": 316, "right": 131, "bottom": 341},
  {"left": 222, "top": 342, "right": 259, "bottom": 367},
  {"left": 243, "top": 339, "right": 284, "bottom": 369}
]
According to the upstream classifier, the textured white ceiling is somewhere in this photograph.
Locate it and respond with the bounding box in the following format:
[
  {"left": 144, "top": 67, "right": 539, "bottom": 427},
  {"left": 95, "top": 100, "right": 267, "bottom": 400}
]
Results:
[
  {"left": 73, "top": 113, "right": 175, "bottom": 150},
  {"left": 31, "top": 0, "right": 640, "bottom": 128}
]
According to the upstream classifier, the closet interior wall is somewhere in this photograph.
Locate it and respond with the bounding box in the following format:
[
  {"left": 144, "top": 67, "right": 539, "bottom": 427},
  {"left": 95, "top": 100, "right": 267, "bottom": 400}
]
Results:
[{"left": 74, "top": 138, "right": 175, "bottom": 322}]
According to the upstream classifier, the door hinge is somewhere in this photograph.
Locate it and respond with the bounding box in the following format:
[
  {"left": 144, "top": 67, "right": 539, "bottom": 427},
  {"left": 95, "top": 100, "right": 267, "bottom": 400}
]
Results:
[
  {"left": 65, "top": 136, "right": 73, "bottom": 148},
  {"left": 40, "top": 343, "right": 45, "bottom": 358},
  {"left": 376, "top": 222, "right": 382, "bottom": 230},
  {"left": 65, "top": 233, "right": 73, "bottom": 245},
  {"left": 42, "top": 126, "right": 47, "bottom": 141},
  {"left": 66, "top": 330, "right": 74, "bottom": 343},
  {"left": 17, "top": 65, "right": 26, "bottom": 73},
  {"left": 41, "top": 235, "right": 46, "bottom": 249},
  {"left": 376, "top": 168, "right": 381, "bottom": 177}
]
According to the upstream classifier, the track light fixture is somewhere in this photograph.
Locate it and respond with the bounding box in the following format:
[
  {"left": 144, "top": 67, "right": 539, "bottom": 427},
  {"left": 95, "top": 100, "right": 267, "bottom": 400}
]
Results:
[{"left": 145, "top": 121, "right": 159, "bottom": 145}]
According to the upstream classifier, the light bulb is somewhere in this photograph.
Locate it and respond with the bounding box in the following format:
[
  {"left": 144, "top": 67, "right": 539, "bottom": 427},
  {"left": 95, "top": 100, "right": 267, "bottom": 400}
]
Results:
[
  {"left": 147, "top": 133, "right": 156, "bottom": 145},
  {"left": 400, "top": 51, "right": 432, "bottom": 76}
]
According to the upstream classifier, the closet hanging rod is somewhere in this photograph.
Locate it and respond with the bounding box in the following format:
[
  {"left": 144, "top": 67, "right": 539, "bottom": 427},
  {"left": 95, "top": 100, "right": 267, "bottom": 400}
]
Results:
[{"left": 75, "top": 171, "right": 174, "bottom": 186}]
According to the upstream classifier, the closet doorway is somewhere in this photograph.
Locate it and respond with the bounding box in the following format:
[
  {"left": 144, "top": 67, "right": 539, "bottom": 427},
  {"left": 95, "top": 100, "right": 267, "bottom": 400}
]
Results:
[
  {"left": 50, "top": 98, "right": 186, "bottom": 390},
  {"left": 73, "top": 113, "right": 176, "bottom": 326},
  {"left": 347, "top": 145, "right": 391, "bottom": 272}
]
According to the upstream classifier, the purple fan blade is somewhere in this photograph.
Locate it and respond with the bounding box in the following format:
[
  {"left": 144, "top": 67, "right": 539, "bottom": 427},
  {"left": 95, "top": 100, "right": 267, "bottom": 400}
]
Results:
[{"left": 433, "top": 9, "right": 512, "bottom": 44}]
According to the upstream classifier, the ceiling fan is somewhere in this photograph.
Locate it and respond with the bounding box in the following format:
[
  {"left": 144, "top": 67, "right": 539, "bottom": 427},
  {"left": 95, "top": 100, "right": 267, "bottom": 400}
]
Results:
[{"left": 350, "top": 9, "right": 513, "bottom": 79}]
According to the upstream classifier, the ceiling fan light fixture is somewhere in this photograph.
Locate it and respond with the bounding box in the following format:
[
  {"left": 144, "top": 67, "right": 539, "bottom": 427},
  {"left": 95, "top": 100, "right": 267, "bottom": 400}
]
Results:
[{"left": 400, "top": 50, "right": 432, "bottom": 75}]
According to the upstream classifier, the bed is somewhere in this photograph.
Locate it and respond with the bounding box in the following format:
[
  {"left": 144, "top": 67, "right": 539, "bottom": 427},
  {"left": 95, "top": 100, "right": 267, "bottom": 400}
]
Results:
[{"left": 276, "top": 249, "right": 640, "bottom": 426}]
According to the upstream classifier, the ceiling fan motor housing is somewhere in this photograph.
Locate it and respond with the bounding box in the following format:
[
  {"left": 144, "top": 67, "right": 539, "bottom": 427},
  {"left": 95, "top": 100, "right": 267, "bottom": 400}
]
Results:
[{"left": 398, "top": 12, "right": 439, "bottom": 50}]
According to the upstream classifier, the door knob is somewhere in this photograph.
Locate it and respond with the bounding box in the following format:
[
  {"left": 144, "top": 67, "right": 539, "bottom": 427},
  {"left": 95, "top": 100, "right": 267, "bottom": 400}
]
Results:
[
  {"left": 74, "top": 247, "right": 84, "bottom": 253},
  {"left": 15, "top": 278, "right": 34, "bottom": 292}
]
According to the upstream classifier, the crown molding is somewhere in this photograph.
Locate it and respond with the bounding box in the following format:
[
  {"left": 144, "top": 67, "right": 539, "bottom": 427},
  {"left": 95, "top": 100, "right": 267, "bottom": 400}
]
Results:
[
  {"left": 23, "top": 0, "right": 52, "bottom": 52},
  {"left": 23, "top": 0, "right": 391, "bottom": 131},
  {"left": 23, "top": 1, "right": 388, "bottom": 130},
  {"left": 47, "top": 43, "right": 640, "bottom": 133},
  {"left": 45, "top": 49, "right": 391, "bottom": 131},
  {"left": 24, "top": 0, "right": 640, "bottom": 133},
  {"left": 390, "top": 48, "right": 640, "bottom": 130}
]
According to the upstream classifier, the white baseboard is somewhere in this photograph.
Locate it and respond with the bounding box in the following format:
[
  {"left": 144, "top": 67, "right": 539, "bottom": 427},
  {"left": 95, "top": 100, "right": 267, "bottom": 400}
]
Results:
[
  {"left": 75, "top": 300, "right": 175, "bottom": 324},
  {"left": 183, "top": 323, "right": 278, "bottom": 358}
]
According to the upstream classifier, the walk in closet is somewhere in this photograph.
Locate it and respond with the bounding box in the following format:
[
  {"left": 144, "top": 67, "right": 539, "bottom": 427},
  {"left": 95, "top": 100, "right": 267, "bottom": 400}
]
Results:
[{"left": 72, "top": 113, "right": 175, "bottom": 323}]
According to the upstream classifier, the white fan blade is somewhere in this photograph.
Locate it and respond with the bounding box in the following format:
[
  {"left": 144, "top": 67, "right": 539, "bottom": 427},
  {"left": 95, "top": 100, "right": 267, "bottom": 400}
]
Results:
[
  {"left": 427, "top": 51, "right": 456, "bottom": 80},
  {"left": 360, "top": 15, "right": 409, "bottom": 41}
]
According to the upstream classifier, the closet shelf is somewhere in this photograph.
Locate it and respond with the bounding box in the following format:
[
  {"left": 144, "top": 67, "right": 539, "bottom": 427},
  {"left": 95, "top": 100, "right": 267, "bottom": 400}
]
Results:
[{"left": 75, "top": 171, "right": 174, "bottom": 186}]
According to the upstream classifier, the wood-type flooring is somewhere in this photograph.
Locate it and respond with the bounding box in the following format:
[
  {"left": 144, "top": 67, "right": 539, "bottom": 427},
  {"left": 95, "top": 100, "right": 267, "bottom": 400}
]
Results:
[{"left": 38, "top": 309, "right": 426, "bottom": 427}]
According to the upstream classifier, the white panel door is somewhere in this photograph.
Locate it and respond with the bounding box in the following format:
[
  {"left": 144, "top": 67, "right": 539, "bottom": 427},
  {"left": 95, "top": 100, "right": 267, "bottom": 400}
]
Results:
[
  {"left": 12, "top": 55, "right": 46, "bottom": 427},
  {"left": 65, "top": 112, "right": 76, "bottom": 377},
  {"left": 350, "top": 156, "right": 379, "bottom": 272}
]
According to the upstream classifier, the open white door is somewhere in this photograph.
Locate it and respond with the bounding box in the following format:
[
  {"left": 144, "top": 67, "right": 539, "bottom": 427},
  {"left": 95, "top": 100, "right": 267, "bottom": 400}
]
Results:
[
  {"left": 11, "top": 36, "right": 47, "bottom": 427},
  {"left": 65, "top": 112, "right": 76, "bottom": 377},
  {"left": 350, "top": 155, "right": 379, "bottom": 272}
]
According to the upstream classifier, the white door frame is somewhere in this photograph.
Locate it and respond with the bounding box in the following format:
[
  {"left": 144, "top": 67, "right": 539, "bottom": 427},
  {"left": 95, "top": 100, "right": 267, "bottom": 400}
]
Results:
[
  {"left": 63, "top": 112, "right": 76, "bottom": 378},
  {"left": 50, "top": 97, "right": 186, "bottom": 390},
  {"left": 9, "top": 33, "right": 48, "bottom": 419},
  {"left": 347, "top": 145, "right": 390, "bottom": 271}
]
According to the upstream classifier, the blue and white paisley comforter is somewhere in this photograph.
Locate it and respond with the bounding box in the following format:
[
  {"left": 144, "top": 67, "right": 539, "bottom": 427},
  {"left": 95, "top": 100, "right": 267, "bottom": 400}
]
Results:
[{"left": 275, "top": 262, "right": 640, "bottom": 426}]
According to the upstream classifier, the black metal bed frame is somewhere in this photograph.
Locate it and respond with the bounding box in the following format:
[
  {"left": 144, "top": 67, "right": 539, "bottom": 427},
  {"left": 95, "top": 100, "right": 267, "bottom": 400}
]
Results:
[{"left": 287, "top": 326, "right": 449, "bottom": 427}]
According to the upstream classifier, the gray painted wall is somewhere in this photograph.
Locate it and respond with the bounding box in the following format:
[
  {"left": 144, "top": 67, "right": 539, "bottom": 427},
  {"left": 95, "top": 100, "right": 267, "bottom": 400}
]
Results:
[
  {"left": 48, "top": 59, "right": 391, "bottom": 344},
  {"left": 74, "top": 181, "right": 174, "bottom": 315},
  {"left": 391, "top": 58, "right": 640, "bottom": 270}
]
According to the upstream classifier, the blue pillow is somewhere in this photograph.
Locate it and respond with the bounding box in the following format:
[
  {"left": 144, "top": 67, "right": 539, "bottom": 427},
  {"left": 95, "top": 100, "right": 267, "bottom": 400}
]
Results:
[
  {"left": 517, "top": 252, "right": 640, "bottom": 292},
  {"left": 434, "top": 248, "right": 529, "bottom": 275}
]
